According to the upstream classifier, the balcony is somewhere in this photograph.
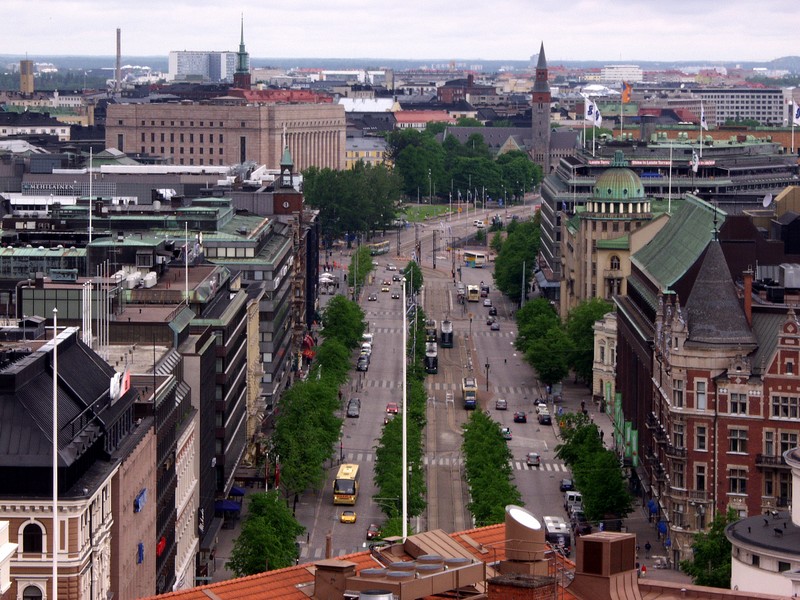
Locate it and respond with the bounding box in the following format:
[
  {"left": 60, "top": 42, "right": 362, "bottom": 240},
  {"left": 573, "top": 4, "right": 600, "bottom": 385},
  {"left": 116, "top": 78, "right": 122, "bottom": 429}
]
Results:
[
  {"left": 756, "top": 454, "right": 790, "bottom": 469},
  {"left": 670, "top": 488, "right": 709, "bottom": 503},
  {"left": 665, "top": 444, "right": 688, "bottom": 459},
  {"left": 646, "top": 413, "right": 659, "bottom": 430},
  {"left": 653, "top": 427, "right": 668, "bottom": 444}
]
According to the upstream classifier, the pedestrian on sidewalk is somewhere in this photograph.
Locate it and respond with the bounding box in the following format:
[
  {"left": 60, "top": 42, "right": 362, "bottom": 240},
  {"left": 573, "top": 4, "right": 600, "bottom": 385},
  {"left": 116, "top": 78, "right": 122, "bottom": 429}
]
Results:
[{"left": 644, "top": 541, "right": 651, "bottom": 558}]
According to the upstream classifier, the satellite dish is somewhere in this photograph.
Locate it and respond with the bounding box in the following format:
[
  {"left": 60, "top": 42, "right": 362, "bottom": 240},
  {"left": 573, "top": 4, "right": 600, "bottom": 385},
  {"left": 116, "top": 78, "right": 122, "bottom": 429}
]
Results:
[{"left": 762, "top": 193, "right": 773, "bottom": 208}]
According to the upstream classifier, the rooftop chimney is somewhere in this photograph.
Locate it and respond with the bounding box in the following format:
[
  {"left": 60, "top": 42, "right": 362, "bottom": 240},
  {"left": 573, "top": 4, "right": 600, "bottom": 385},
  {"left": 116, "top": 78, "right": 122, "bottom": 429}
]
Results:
[
  {"left": 568, "top": 532, "right": 642, "bottom": 600},
  {"left": 743, "top": 268, "right": 753, "bottom": 326}
]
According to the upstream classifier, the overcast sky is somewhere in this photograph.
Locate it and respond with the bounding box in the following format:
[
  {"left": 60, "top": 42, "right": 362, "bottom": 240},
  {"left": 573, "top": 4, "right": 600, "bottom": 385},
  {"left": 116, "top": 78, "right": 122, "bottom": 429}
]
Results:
[{"left": 6, "top": 0, "right": 798, "bottom": 64}]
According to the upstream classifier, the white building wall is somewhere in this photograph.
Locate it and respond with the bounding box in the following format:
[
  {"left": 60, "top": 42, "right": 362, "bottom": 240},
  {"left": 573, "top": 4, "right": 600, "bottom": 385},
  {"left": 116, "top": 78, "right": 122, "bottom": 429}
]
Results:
[
  {"left": 174, "top": 411, "right": 200, "bottom": 590},
  {"left": 731, "top": 556, "right": 793, "bottom": 597}
]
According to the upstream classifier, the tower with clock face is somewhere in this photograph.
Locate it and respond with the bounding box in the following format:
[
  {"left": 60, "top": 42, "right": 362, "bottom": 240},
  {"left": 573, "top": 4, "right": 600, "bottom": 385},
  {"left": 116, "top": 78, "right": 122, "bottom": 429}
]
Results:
[{"left": 274, "top": 144, "right": 303, "bottom": 214}]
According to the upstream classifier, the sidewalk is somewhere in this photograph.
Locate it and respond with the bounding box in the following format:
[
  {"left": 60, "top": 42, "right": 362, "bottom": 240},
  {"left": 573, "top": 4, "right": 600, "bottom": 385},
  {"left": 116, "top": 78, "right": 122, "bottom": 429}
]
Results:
[{"left": 554, "top": 378, "right": 691, "bottom": 584}]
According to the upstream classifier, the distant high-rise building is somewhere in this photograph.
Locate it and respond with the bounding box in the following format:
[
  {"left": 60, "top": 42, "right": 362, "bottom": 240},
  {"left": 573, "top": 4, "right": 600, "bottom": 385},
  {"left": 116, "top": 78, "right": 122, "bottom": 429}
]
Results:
[
  {"left": 19, "top": 60, "right": 33, "bottom": 95},
  {"left": 168, "top": 51, "right": 237, "bottom": 82},
  {"left": 530, "top": 42, "right": 551, "bottom": 172}
]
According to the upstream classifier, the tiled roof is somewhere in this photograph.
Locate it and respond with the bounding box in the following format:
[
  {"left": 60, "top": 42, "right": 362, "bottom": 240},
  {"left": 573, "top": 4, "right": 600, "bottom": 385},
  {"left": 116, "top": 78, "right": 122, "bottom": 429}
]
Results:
[{"left": 685, "top": 241, "right": 757, "bottom": 348}]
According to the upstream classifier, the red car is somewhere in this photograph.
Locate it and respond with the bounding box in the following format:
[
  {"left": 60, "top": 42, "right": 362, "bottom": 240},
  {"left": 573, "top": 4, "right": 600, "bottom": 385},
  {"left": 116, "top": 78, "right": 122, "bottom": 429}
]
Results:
[
  {"left": 386, "top": 402, "right": 399, "bottom": 414},
  {"left": 366, "top": 523, "right": 382, "bottom": 540},
  {"left": 513, "top": 411, "right": 527, "bottom": 423}
]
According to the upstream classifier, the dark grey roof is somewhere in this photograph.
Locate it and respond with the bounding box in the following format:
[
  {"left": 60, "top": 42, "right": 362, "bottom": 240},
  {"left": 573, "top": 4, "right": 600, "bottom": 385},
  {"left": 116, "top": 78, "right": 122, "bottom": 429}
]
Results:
[
  {"left": 726, "top": 510, "right": 800, "bottom": 557},
  {"left": 551, "top": 129, "right": 581, "bottom": 150},
  {"left": 750, "top": 311, "right": 787, "bottom": 374},
  {"left": 775, "top": 211, "right": 799, "bottom": 226},
  {"left": 443, "top": 126, "right": 530, "bottom": 151},
  {"left": 685, "top": 241, "right": 757, "bottom": 348}
]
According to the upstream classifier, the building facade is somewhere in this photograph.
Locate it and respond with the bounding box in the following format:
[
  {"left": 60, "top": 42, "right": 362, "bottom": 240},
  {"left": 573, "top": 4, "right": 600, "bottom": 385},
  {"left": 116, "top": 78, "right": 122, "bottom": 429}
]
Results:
[{"left": 105, "top": 102, "right": 346, "bottom": 170}]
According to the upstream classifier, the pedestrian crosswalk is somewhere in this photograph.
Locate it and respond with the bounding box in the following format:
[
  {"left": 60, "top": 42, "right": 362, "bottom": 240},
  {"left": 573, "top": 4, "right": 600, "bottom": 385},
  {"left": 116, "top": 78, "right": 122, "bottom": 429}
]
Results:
[
  {"left": 357, "top": 379, "right": 538, "bottom": 397},
  {"left": 340, "top": 451, "right": 568, "bottom": 472}
]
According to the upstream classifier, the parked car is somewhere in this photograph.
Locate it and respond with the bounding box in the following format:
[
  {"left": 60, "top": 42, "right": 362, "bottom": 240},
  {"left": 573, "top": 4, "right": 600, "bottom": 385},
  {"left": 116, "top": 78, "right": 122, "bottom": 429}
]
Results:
[
  {"left": 356, "top": 357, "right": 369, "bottom": 372},
  {"left": 366, "top": 523, "right": 382, "bottom": 539},
  {"left": 340, "top": 510, "right": 357, "bottom": 524},
  {"left": 483, "top": 298, "right": 492, "bottom": 307},
  {"left": 559, "top": 478, "right": 574, "bottom": 492},
  {"left": 571, "top": 510, "right": 592, "bottom": 536},
  {"left": 538, "top": 409, "right": 551, "bottom": 425},
  {"left": 488, "top": 306, "right": 497, "bottom": 316},
  {"left": 501, "top": 427, "right": 512, "bottom": 440},
  {"left": 564, "top": 491, "right": 583, "bottom": 513},
  {"left": 386, "top": 402, "right": 399, "bottom": 414},
  {"left": 495, "top": 398, "right": 508, "bottom": 410},
  {"left": 513, "top": 411, "right": 527, "bottom": 423},
  {"left": 346, "top": 398, "right": 361, "bottom": 418},
  {"left": 526, "top": 452, "right": 541, "bottom": 467}
]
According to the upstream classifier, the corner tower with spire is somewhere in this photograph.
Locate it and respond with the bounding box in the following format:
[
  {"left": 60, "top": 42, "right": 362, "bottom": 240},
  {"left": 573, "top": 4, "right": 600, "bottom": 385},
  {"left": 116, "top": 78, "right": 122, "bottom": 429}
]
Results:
[
  {"left": 233, "top": 16, "right": 251, "bottom": 89},
  {"left": 530, "top": 42, "right": 551, "bottom": 173}
]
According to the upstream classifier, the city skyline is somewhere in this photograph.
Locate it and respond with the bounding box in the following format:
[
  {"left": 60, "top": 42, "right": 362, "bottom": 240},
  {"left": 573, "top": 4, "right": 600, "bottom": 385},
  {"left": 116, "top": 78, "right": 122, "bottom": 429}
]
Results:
[{"left": 5, "top": 0, "right": 799, "bottom": 64}]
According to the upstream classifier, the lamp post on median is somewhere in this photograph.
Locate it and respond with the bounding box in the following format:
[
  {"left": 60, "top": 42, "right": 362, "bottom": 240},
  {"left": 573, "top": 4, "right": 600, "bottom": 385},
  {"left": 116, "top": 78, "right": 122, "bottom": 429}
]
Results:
[
  {"left": 401, "top": 276, "right": 408, "bottom": 539},
  {"left": 485, "top": 361, "right": 490, "bottom": 391}
]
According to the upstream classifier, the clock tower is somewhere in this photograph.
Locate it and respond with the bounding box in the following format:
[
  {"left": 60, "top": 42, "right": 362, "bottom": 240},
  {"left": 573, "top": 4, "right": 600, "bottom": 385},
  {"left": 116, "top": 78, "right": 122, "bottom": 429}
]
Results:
[
  {"left": 274, "top": 144, "right": 303, "bottom": 215},
  {"left": 530, "top": 42, "right": 551, "bottom": 173}
]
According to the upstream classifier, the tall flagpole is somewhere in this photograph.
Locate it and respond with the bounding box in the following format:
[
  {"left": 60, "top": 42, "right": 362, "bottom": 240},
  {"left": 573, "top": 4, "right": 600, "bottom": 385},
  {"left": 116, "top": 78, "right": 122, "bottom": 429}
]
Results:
[
  {"left": 668, "top": 141, "right": 673, "bottom": 214},
  {"left": 401, "top": 276, "right": 408, "bottom": 539},
  {"left": 88, "top": 148, "right": 93, "bottom": 244},
  {"left": 52, "top": 307, "right": 59, "bottom": 600}
]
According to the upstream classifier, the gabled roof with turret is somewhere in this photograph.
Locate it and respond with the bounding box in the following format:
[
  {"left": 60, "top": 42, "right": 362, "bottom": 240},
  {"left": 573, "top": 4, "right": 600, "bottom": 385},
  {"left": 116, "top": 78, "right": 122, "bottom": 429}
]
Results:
[{"left": 684, "top": 240, "right": 757, "bottom": 348}]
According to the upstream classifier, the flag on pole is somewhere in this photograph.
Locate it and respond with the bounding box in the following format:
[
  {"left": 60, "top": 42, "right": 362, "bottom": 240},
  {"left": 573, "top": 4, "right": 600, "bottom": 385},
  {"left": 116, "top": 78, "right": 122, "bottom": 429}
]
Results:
[
  {"left": 691, "top": 150, "right": 699, "bottom": 174},
  {"left": 584, "top": 97, "right": 596, "bottom": 122},
  {"left": 621, "top": 82, "right": 632, "bottom": 104},
  {"left": 594, "top": 106, "right": 603, "bottom": 128},
  {"left": 794, "top": 103, "right": 800, "bottom": 126},
  {"left": 700, "top": 102, "right": 709, "bottom": 131}
]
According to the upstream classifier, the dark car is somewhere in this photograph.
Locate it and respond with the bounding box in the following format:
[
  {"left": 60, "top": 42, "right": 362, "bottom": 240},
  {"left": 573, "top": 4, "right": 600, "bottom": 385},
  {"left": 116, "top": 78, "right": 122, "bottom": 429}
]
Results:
[
  {"left": 366, "top": 523, "right": 382, "bottom": 540},
  {"left": 486, "top": 315, "right": 497, "bottom": 326},
  {"left": 346, "top": 398, "right": 361, "bottom": 418},
  {"left": 488, "top": 306, "right": 497, "bottom": 316},
  {"left": 368, "top": 293, "right": 378, "bottom": 301},
  {"left": 571, "top": 510, "right": 592, "bottom": 536},
  {"left": 513, "top": 411, "right": 527, "bottom": 423},
  {"left": 392, "top": 274, "right": 402, "bottom": 281},
  {"left": 356, "top": 357, "right": 369, "bottom": 372},
  {"left": 559, "top": 478, "right": 574, "bottom": 492}
]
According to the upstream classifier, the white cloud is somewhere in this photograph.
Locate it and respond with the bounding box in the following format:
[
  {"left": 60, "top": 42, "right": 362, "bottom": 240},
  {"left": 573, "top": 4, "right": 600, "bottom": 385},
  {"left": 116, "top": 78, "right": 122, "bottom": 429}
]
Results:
[{"left": 5, "top": 0, "right": 798, "bottom": 63}]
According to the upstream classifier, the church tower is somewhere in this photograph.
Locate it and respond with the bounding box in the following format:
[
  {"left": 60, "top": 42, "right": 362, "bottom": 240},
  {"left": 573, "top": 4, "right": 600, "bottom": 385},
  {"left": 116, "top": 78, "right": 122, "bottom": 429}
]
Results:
[
  {"left": 233, "top": 16, "right": 251, "bottom": 89},
  {"left": 530, "top": 42, "right": 551, "bottom": 173}
]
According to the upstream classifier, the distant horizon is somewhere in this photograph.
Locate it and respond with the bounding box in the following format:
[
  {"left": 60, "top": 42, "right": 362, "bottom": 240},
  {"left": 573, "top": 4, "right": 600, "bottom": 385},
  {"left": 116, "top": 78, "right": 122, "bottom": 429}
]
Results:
[{"left": 3, "top": 53, "right": 799, "bottom": 72}]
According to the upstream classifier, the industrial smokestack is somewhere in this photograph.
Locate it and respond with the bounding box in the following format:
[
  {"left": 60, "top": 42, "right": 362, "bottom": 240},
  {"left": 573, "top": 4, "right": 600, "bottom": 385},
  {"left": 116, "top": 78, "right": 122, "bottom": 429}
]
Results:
[{"left": 115, "top": 28, "right": 121, "bottom": 95}]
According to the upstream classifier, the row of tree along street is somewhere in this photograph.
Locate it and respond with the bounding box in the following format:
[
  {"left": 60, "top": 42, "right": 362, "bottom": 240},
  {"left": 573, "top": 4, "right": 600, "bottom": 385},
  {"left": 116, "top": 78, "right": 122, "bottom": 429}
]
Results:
[{"left": 302, "top": 123, "right": 543, "bottom": 246}]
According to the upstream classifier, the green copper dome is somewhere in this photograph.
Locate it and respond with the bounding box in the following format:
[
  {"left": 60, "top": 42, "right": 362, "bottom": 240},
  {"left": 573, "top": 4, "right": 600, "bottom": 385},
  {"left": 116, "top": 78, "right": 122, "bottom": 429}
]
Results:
[{"left": 593, "top": 150, "right": 644, "bottom": 201}]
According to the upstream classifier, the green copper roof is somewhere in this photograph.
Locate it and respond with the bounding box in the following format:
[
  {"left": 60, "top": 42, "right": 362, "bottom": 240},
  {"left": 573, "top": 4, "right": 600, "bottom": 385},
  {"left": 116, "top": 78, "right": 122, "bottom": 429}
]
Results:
[
  {"left": 593, "top": 150, "right": 644, "bottom": 201},
  {"left": 597, "top": 235, "right": 630, "bottom": 250},
  {"left": 632, "top": 196, "right": 724, "bottom": 289},
  {"left": 281, "top": 145, "right": 293, "bottom": 167}
]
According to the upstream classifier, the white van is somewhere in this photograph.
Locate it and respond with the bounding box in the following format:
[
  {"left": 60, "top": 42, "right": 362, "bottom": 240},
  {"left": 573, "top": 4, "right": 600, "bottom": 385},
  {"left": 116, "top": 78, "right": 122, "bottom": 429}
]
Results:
[
  {"left": 362, "top": 333, "right": 374, "bottom": 345},
  {"left": 564, "top": 491, "right": 583, "bottom": 513}
]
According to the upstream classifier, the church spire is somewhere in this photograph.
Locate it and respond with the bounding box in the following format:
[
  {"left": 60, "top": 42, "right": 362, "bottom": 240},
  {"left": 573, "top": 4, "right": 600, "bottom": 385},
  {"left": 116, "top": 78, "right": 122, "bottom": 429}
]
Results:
[{"left": 233, "top": 15, "right": 251, "bottom": 89}]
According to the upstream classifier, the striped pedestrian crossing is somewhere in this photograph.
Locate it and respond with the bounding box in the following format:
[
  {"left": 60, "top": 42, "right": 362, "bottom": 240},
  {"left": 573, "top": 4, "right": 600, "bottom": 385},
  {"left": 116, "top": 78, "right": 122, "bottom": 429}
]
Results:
[{"left": 343, "top": 451, "right": 569, "bottom": 472}]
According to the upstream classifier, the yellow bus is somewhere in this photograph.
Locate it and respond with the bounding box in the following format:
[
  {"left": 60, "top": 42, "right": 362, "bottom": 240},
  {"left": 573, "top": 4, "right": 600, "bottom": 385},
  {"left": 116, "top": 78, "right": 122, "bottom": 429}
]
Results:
[
  {"left": 466, "top": 284, "right": 480, "bottom": 302},
  {"left": 333, "top": 463, "right": 360, "bottom": 505},
  {"left": 367, "top": 240, "right": 391, "bottom": 256}
]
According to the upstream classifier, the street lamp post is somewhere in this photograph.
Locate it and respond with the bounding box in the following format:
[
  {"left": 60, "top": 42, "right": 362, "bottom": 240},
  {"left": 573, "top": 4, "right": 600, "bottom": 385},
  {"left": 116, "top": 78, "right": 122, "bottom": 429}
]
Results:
[
  {"left": 401, "top": 276, "right": 408, "bottom": 539},
  {"left": 428, "top": 169, "right": 432, "bottom": 205},
  {"left": 485, "top": 362, "right": 490, "bottom": 391}
]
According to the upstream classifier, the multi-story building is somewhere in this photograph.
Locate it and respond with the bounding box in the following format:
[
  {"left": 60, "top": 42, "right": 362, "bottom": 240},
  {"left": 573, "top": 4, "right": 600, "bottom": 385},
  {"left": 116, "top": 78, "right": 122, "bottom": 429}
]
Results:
[
  {"left": 345, "top": 137, "right": 389, "bottom": 169},
  {"left": 0, "top": 328, "right": 148, "bottom": 600},
  {"left": 105, "top": 101, "right": 345, "bottom": 170},
  {"left": 168, "top": 51, "right": 237, "bottom": 83},
  {"left": 614, "top": 190, "right": 800, "bottom": 567},
  {"left": 600, "top": 64, "right": 643, "bottom": 84},
  {"left": 0, "top": 111, "right": 70, "bottom": 141},
  {"left": 539, "top": 137, "right": 799, "bottom": 305},
  {"left": 697, "top": 88, "right": 785, "bottom": 127}
]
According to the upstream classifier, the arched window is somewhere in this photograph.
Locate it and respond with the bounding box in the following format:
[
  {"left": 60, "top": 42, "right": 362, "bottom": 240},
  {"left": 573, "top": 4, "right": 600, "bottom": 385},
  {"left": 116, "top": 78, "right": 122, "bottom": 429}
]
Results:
[
  {"left": 610, "top": 255, "right": 621, "bottom": 270},
  {"left": 22, "top": 586, "right": 43, "bottom": 600},
  {"left": 22, "top": 523, "right": 43, "bottom": 553}
]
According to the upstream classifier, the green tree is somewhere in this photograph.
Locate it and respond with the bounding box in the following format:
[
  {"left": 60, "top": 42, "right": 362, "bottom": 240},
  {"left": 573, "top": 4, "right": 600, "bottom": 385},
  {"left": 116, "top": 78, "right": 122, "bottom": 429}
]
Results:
[
  {"left": 680, "top": 508, "right": 737, "bottom": 588},
  {"left": 402, "top": 260, "right": 423, "bottom": 297},
  {"left": 456, "top": 117, "right": 483, "bottom": 127},
  {"left": 514, "top": 298, "right": 560, "bottom": 354},
  {"left": 493, "top": 215, "right": 540, "bottom": 302},
  {"left": 227, "top": 491, "right": 305, "bottom": 575},
  {"left": 573, "top": 449, "right": 631, "bottom": 521},
  {"left": 565, "top": 298, "right": 614, "bottom": 383},
  {"left": 490, "top": 231, "right": 504, "bottom": 254},
  {"left": 348, "top": 245, "right": 373, "bottom": 296},
  {"left": 322, "top": 296, "right": 366, "bottom": 349},
  {"left": 525, "top": 326, "right": 572, "bottom": 386}
]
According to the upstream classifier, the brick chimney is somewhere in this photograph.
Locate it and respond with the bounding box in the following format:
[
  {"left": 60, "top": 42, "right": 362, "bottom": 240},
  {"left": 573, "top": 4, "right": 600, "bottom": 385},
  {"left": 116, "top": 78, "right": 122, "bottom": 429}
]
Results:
[{"left": 567, "top": 532, "right": 643, "bottom": 600}]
